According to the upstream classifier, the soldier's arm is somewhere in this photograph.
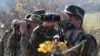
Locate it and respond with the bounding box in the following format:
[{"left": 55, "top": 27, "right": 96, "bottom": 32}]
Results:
[
  {"left": 7, "top": 32, "right": 15, "bottom": 50},
  {"left": 1, "top": 30, "right": 11, "bottom": 46},
  {"left": 72, "top": 32, "right": 97, "bottom": 56},
  {"left": 6, "top": 32, "right": 15, "bottom": 56},
  {"left": 83, "top": 34, "right": 98, "bottom": 56},
  {"left": 0, "top": 32, "right": 6, "bottom": 56},
  {"left": 0, "top": 30, "right": 11, "bottom": 56},
  {"left": 30, "top": 21, "right": 59, "bottom": 48},
  {"left": 29, "top": 24, "right": 49, "bottom": 48}
]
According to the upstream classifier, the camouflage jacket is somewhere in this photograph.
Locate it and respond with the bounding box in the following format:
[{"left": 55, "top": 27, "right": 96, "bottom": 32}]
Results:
[
  {"left": 62, "top": 21, "right": 98, "bottom": 56},
  {"left": 30, "top": 25, "right": 59, "bottom": 56},
  {"left": 0, "top": 30, "right": 12, "bottom": 56},
  {"left": 65, "top": 29, "right": 97, "bottom": 56},
  {"left": 20, "top": 32, "right": 35, "bottom": 56},
  {"left": 7, "top": 32, "right": 20, "bottom": 56}
]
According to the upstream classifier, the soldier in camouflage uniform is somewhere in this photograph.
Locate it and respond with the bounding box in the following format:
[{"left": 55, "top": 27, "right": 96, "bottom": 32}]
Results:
[
  {"left": 7, "top": 19, "right": 20, "bottom": 56},
  {"left": 0, "top": 19, "right": 20, "bottom": 56},
  {"left": 19, "top": 9, "right": 45, "bottom": 56},
  {"left": 62, "top": 5, "right": 98, "bottom": 56},
  {"left": 0, "top": 29, "right": 12, "bottom": 56},
  {"left": 29, "top": 15, "right": 59, "bottom": 56}
]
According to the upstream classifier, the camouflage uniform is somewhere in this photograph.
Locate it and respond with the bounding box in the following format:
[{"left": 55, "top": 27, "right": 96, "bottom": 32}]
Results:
[
  {"left": 20, "top": 9, "right": 45, "bottom": 56},
  {"left": 63, "top": 5, "right": 98, "bottom": 56},
  {"left": 0, "top": 29, "right": 12, "bottom": 56},
  {"left": 7, "top": 32, "right": 20, "bottom": 56},
  {"left": 30, "top": 25, "right": 59, "bottom": 56},
  {"left": 5, "top": 19, "right": 20, "bottom": 56},
  {"left": 66, "top": 29, "right": 97, "bottom": 56}
]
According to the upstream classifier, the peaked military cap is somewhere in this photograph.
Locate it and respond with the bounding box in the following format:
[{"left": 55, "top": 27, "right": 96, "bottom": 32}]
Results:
[
  {"left": 25, "top": 14, "right": 41, "bottom": 23},
  {"left": 64, "top": 5, "right": 85, "bottom": 19},
  {"left": 25, "top": 14, "right": 31, "bottom": 19},
  {"left": 32, "top": 9, "right": 45, "bottom": 15}
]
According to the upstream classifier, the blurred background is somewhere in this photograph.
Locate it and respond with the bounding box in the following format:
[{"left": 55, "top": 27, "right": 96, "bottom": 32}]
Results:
[{"left": 0, "top": 0, "right": 100, "bottom": 55}]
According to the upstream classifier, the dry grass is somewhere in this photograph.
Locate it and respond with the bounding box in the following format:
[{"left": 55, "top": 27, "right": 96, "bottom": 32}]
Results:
[{"left": 84, "top": 13, "right": 100, "bottom": 56}]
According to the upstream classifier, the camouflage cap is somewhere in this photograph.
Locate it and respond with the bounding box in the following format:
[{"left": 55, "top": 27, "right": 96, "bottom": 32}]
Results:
[
  {"left": 32, "top": 9, "right": 45, "bottom": 15},
  {"left": 25, "top": 14, "right": 31, "bottom": 20},
  {"left": 64, "top": 5, "right": 85, "bottom": 19},
  {"left": 25, "top": 14, "right": 41, "bottom": 23}
]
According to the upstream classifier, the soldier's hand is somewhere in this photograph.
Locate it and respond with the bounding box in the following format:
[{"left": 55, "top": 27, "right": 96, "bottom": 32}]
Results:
[
  {"left": 19, "top": 21, "right": 28, "bottom": 33},
  {"left": 11, "top": 19, "right": 20, "bottom": 34}
]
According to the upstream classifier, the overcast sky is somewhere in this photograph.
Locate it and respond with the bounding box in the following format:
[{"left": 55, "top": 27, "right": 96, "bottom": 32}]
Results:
[{"left": 0, "top": 0, "right": 9, "bottom": 11}]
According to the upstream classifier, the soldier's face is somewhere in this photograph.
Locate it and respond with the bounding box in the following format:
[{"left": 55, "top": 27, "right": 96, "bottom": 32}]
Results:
[{"left": 68, "top": 15, "right": 82, "bottom": 29}]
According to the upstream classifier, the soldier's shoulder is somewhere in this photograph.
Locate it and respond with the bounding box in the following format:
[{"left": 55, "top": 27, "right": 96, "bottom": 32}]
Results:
[
  {"left": 1, "top": 29, "right": 12, "bottom": 40},
  {"left": 2, "top": 29, "right": 12, "bottom": 38},
  {"left": 84, "top": 34, "right": 95, "bottom": 40},
  {"left": 83, "top": 33, "right": 97, "bottom": 46},
  {"left": 4, "top": 29, "right": 12, "bottom": 33},
  {"left": 85, "top": 34, "right": 97, "bottom": 42}
]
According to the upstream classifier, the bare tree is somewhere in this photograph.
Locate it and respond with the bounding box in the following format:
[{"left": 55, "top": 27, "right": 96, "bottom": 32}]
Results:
[
  {"left": 0, "top": 0, "right": 68, "bottom": 30},
  {"left": 9, "top": 0, "right": 67, "bottom": 13}
]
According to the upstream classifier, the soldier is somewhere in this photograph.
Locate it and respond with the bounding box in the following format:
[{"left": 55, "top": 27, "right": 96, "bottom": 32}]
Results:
[
  {"left": 24, "top": 14, "right": 41, "bottom": 36},
  {"left": 0, "top": 19, "right": 19, "bottom": 56},
  {"left": 0, "top": 29, "right": 12, "bottom": 56},
  {"left": 29, "top": 14, "right": 60, "bottom": 56},
  {"left": 63, "top": 5, "right": 85, "bottom": 30},
  {"left": 20, "top": 9, "right": 45, "bottom": 56},
  {"left": 7, "top": 19, "right": 20, "bottom": 56},
  {"left": 62, "top": 5, "right": 98, "bottom": 56},
  {"left": 24, "top": 9, "right": 45, "bottom": 36}
]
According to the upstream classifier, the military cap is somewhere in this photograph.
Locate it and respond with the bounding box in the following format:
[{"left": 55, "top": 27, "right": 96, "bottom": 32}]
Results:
[
  {"left": 32, "top": 9, "right": 45, "bottom": 15},
  {"left": 25, "top": 14, "right": 31, "bottom": 20},
  {"left": 12, "top": 19, "right": 19, "bottom": 24},
  {"left": 25, "top": 14, "right": 41, "bottom": 22},
  {"left": 64, "top": 5, "right": 85, "bottom": 19}
]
